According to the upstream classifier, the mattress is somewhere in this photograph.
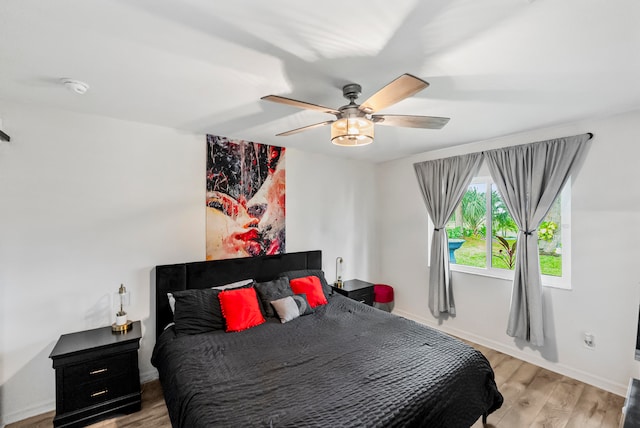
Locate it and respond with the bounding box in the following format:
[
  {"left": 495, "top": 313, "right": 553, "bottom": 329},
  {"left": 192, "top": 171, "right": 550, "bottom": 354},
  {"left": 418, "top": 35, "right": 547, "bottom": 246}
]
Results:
[{"left": 152, "top": 294, "right": 502, "bottom": 427}]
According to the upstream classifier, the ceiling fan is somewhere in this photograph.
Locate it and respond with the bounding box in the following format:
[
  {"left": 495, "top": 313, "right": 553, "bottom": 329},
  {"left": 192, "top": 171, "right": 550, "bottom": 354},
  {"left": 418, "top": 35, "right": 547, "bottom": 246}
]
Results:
[{"left": 261, "top": 73, "right": 449, "bottom": 147}]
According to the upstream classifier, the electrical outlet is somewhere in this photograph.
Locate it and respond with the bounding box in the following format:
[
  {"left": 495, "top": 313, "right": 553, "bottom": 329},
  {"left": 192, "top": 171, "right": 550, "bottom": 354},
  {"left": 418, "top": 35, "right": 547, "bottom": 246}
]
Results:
[{"left": 583, "top": 332, "right": 595, "bottom": 349}]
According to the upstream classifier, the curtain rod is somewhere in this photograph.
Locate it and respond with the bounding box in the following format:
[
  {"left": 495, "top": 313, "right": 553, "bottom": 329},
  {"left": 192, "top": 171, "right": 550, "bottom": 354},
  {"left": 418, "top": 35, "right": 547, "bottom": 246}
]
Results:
[{"left": 414, "top": 132, "right": 593, "bottom": 166}]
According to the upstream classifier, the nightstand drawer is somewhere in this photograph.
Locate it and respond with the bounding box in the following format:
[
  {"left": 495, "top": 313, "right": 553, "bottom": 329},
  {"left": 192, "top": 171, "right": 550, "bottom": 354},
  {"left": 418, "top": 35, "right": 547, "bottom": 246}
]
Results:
[
  {"left": 63, "top": 373, "right": 136, "bottom": 411},
  {"left": 348, "top": 288, "right": 373, "bottom": 305},
  {"left": 65, "top": 352, "right": 132, "bottom": 385},
  {"left": 332, "top": 280, "right": 374, "bottom": 306}
]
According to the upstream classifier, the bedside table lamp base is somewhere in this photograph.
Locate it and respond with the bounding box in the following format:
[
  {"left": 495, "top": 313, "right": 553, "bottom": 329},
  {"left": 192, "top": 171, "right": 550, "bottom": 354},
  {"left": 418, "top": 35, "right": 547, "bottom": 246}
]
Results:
[
  {"left": 335, "top": 257, "right": 343, "bottom": 288},
  {"left": 112, "top": 320, "right": 132, "bottom": 333}
]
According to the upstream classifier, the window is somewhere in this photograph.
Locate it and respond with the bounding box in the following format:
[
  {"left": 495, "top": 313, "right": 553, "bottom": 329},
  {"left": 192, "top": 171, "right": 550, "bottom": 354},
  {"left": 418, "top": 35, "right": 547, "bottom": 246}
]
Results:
[{"left": 430, "top": 177, "right": 571, "bottom": 289}]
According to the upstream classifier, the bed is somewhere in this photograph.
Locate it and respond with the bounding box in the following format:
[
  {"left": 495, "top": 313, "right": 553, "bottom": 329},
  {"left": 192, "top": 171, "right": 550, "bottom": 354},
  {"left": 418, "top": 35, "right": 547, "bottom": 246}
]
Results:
[{"left": 152, "top": 250, "right": 502, "bottom": 427}]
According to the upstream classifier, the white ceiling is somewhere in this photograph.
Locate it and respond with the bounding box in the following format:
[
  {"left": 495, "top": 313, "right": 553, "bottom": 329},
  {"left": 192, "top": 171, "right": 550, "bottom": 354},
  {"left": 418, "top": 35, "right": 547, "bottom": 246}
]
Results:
[{"left": 1, "top": 0, "right": 639, "bottom": 162}]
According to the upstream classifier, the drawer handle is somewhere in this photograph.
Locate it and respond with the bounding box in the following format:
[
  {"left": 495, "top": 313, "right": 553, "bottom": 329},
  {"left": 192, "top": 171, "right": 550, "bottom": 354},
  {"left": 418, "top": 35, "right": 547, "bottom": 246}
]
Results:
[
  {"left": 89, "top": 368, "right": 108, "bottom": 375},
  {"left": 91, "top": 389, "right": 108, "bottom": 398}
]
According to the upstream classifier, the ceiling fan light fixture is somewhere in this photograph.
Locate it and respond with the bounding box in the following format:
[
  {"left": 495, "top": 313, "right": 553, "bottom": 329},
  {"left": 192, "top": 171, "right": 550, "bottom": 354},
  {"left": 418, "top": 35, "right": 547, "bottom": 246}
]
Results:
[
  {"left": 331, "top": 117, "right": 374, "bottom": 147},
  {"left": 263, "top": 74, "right": 448, "bottom": 143}
]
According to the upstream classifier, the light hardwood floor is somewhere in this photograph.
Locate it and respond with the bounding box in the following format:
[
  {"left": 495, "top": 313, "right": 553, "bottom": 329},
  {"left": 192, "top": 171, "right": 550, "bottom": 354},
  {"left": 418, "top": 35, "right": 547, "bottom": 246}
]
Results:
[
  {"left": 9, "top": 342, "right": 624, "bottom": 428},
  {"left": 468, "top": 341, "right": 624, "bottom": 428}
]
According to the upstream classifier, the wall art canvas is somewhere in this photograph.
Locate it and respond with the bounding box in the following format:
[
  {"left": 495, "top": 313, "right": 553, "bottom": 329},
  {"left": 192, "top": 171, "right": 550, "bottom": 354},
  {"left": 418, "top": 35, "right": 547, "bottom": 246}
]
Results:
[{"left": 206, "top": 135, "right": 285, "bottom": 260}]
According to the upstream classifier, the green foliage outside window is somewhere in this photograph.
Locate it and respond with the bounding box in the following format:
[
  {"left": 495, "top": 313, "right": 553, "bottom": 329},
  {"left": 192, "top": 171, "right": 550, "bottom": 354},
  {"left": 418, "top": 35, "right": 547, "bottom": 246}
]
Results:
[
  {"left": 445, "top": 181, "right": 563, "bottom": 277},
  {"left": 460, "top": 188, "right": 486, "bottom": 237},
  {"left": 447, "top": 226, "right": 464, "bottom": 239},
  {"left": 494, "top": 236, "right": 517, "bottom": 269},
  {"left": 491, "top": 190, "right": 518, "bottom": 237},
  {"left": 538, "top": 221, "right": 558, "bottom": 242}
]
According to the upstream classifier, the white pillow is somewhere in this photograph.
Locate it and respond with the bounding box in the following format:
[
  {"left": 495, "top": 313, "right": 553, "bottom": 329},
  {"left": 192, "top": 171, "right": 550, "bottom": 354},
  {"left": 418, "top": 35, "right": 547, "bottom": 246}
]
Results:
[
  {"left": 167, "top": 278, "right": 254, "bottom": 314},
  {"left": 211, "top": 278, "right": 254, "bottom": 290}
]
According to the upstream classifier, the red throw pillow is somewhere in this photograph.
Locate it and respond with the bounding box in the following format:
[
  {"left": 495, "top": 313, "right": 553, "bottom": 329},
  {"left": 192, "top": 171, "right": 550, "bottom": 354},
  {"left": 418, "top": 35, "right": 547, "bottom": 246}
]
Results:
[
  {"left": 218, "top": 287, "right": 265, "bottom": 332},
  {"left": 289, "top": 276, "right": 328, "bottom": 308}
]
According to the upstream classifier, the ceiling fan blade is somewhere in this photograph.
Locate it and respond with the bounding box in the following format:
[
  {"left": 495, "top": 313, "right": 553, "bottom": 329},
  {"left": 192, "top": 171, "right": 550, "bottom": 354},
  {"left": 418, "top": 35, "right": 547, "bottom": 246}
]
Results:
[
  {"left": 359, "top": 74, "right": 430, "bottom": 114},
  {"left": 262, "top": 95, "right": 340, "bottom": 116},
  {"left": 371, "top": 114, "right": 450, "bottom": 129},
  {"left": 276, "top": 120, "right": 335, "bottom": 136}
]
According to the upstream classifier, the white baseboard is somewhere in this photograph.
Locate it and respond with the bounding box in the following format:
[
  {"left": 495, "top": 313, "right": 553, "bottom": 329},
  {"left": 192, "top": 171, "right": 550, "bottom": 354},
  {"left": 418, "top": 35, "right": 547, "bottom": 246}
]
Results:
[{"left": 394, "top": 308, "right": 628, "bottom": 397}]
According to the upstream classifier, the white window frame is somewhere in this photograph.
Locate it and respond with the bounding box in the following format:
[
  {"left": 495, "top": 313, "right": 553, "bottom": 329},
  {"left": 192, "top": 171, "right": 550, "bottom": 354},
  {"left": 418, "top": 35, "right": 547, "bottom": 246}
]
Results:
[{"left": 427, "top": 177, "right": 572, "bottom": 289}]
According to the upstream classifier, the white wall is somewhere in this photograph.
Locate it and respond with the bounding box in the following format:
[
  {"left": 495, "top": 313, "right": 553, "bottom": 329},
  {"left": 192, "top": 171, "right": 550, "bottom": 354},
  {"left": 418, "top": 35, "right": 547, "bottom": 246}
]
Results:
[
  {"left": 376, "top": 109, "right": 640, "bottom": 396},
  {"left": 0, "top": 103, "right": 378, "bottom": 425},
  {"left": 286, "top": 150, "right": 379, "bottom": 284}
]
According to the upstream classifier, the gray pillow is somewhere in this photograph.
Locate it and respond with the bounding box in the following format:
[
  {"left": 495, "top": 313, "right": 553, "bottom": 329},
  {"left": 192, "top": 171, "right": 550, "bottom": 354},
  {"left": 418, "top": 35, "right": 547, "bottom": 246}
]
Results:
[
  {"left": 271, "top": 294, "right": 315, "bottom": 324},
  {"left": 292, "top": 294, "right": 314, "bottom": 316},
  {"left": 271, "top": 296, "right": 301, "bottom": 324},
  {"left": 254, "top": 277, "right": 293, "bottom": 318}
]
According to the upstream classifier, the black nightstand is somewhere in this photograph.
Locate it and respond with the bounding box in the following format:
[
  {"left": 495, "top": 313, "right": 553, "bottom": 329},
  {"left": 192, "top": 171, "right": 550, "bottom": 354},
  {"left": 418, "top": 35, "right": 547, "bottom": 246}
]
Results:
[
  {"left": 332, "top": 279, "right": 374, "bottom": 306},
  {"left": 49, "top": 321, "right": 142, "bottom": 427}
]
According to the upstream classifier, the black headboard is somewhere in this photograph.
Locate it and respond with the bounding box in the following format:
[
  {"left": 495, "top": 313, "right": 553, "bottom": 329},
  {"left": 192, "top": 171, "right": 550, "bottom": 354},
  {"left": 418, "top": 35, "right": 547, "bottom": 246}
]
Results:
[{"left": 155, "top": 250, "right": 322, "bottom": 338}]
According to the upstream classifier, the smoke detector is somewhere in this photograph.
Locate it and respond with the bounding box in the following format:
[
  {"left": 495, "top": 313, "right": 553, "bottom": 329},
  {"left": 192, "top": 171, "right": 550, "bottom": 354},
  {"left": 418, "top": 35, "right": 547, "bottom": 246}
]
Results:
[{"left": 61, "top": 78, "right": 89, "bottom": 95}]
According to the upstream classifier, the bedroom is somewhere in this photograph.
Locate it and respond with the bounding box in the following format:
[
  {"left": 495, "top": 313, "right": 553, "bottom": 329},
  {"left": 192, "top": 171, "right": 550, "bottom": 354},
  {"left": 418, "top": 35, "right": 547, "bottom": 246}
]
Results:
[{"left": 1, "top": 0, "right": 639, "bottom": 427}]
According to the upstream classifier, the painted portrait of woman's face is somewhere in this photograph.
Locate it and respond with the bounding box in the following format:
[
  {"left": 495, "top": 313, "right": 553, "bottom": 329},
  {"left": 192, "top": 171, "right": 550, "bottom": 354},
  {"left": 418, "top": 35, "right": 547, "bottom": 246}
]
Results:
[{"left": 205, "top": 135, "right": 285, "bottom": 260}]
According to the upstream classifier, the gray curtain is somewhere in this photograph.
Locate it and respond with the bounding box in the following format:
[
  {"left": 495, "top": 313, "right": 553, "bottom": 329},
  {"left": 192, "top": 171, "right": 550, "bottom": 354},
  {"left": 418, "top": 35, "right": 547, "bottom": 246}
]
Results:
[
  {"left": 484, "top": 133, "right": 592, "bottom": 346},
  {"left": 414, "top": 153, "right": 483, "bottom": 316}
]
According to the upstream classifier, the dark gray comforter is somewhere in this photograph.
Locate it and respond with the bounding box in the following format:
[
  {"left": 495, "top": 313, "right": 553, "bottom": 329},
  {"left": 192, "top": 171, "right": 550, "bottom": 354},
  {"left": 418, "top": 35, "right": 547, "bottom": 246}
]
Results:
[{"left": 152, "top": 294, "right": 502, "bottom": 428}]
